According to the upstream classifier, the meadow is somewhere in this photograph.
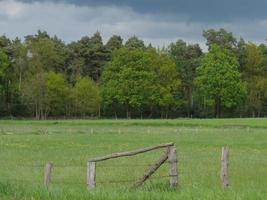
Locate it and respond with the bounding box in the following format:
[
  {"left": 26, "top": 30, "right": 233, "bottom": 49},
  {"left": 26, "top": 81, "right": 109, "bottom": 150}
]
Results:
[{"left": 0, "top": 118, "right": 267, "bottom": 200}]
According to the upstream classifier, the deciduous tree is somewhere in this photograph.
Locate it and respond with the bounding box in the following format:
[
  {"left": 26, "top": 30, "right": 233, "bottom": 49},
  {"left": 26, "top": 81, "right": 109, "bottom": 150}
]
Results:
[
  {"left": 196, "top": 45, "right": 246, "bottom": 117},
  {"left": 244, "top": 43, "right": 267, "bottom": 116},
  {"left": 203, "top": 28, "right": 237, "bottom": 51},
  {"left": 101, "top": 48, "right": 179, "bottom": 118},
  {"left": 71, "top": 77, "right": 101, "bottom": 117}
]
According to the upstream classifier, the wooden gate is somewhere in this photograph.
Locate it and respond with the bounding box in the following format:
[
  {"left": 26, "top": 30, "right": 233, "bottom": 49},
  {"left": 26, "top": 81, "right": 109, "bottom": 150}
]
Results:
[{"left": 87, "top": 142, "right": 178, "bottom": 189}]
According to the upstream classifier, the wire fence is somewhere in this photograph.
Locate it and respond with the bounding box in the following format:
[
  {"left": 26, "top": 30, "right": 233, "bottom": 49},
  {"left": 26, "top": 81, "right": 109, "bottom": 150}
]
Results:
[
  {"left": 1, "top": 152, "right": 267, "bottom": 187},
  {"left": 0, "top": 153, "right": 267, "bottom": 185},
  {"left": 0, "top": 162, "right": 167, "bottom": 184}
]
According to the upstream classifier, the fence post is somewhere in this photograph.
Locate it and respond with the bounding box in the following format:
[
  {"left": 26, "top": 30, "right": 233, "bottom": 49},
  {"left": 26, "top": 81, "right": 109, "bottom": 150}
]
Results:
[
  {"left": 221, "top": 146, "right": 229, "bottom": 189},
  {"left": 87, "top": 161, "right": 96, "bottom": 189},
  {"left": 44, "top": 162, "right": 53, "bottom": 188},
  {"left": 168, "top": 146, "right": 178, "bottom": 187}
]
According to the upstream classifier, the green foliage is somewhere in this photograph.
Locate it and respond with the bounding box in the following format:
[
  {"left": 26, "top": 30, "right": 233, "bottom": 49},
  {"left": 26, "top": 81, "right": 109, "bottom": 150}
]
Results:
[
  {"left": 245, "top": 76, "right": 267, "bottom": 116},
  {"left": 243, "top": 43, "right": 267, "bottom": 116},
  {"left": 46, "top": 72, "right": 69, "bottom": 116},
  {"left": 71, "top": 77, "right": 101, "bottom": 117},
  {"left": 2, "top": 29, "right": 267, "bottom": 118},
  {"left": 0, "top": 35, "right": 12, "bottom": 57},
  {"left": 168, "top": 40, "right": 203, "bottom": 115},
  {"left": 22, "top": 72, "right": 69, "bottom": 119},
  {"left": 22, "top": 72, "right": 48, "bottom": 119},
  {"left": 236, "top": 38, "right": 247, "bottom": 72},
  {"left": 258, "top": 43, "right": 267, "bottom": 74},
  {"left": 68, "top": 32, "right": 110, "bottom": 81},
  {"left": 11, "top": 38, "right": 28, "bottom": 90},
  {"left": 196, "top": 45, "right": 246, "bottom": 117},
  {"left": 125, "top": 36, "right": 146, "bottom": 49},
  {"left": 0, "top": 50, "right": 9, "bottom": 80},
  {"left": 203, "top": 28, "right": 237, "bottom": 50},
  {"left": 0, "top": 50, "right": 10, "bottom": 116},
  {"left": 101, "top": 48, "right": 179, "bottom": 117},
  {"left": 26, "top": 33, "right": 66, "bottom": 74},
  {"left": 244, "top": 42, "right": 263, "bottom": 77},
  {"left": 106, "top": 35, "right": 123, "bottom": 51}
]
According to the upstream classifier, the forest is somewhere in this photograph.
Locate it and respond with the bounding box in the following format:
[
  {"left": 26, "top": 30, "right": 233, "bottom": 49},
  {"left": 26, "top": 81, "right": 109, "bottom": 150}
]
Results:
[{"left": 0, "top": 28, "right": 267, "bottom": 119}]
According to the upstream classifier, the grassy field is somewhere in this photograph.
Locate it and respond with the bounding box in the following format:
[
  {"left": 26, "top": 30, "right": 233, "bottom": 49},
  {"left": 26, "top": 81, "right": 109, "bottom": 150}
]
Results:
[{"left": 0, "top": 118, "right": 267, "bottom": 200}]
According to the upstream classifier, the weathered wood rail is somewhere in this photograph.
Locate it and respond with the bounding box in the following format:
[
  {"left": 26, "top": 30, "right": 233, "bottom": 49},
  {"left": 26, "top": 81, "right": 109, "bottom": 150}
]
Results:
[
  {"left": 41, "top": 145, "right": 229, "bottom": 191},
  {"left": 88, "top": 142, "right": 174, "bottom": 162},
  {"left": 87, "top": 142, "right": 177, "bottom": 189}
]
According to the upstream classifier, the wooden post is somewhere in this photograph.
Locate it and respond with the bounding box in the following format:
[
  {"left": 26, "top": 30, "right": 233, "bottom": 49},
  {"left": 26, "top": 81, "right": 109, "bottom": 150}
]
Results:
[
  {"left": 44, "top": 162, "right": 53, "bottom": 188},
  {"left": 133, "top": 150, "right": 169, "bottom": 187},
  {"left": 168, "top": 146, "right": 178, "bottom": 187},
  {"left": 221, "top": 146, "right": 229, "bottom": 189},
  {"left": 87, "top": 161, "right": 96, "bottom": 189}
]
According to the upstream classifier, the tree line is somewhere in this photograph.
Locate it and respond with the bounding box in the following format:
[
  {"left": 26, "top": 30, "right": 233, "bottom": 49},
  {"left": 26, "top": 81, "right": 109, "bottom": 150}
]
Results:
[{"left": 0, "top": 28, "right": 267, "bottom": 119}]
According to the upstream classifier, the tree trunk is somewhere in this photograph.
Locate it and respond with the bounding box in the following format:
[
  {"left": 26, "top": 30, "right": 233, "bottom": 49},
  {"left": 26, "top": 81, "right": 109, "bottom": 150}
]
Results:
[
  {"left": 257, "top": 110, "right": 261, "bottom": 118},
  {"left": 203, "top": 96, "right": 206, "bottom": 111},
  {"left": 19, "top": 70, "right": 22, "bottom": 92},
  {"left": 126, "top": 109, "right": 128, "bottom": 119},
  {"left": 165, "top": 112, "right": 168, "bottom": 119},
  {"left": 252, "top": 111, "right": 255, "bottom": 118},
  {"left": 215, "top": 97, "right": 221, "bottom": 118},
  {"left": 98, "top": 105, "right": 101, "bottom": 118},
  {"left": 149, "top": 105, "right": 153, "bottom": 118},
  {"left": 187, "top": 86, "right": 193, "bottom": 117},
  {"left": 126, "top": 107, "right": 131, "bottom": 119},
  {"left": 114, "top": 111, "right": 117, "bottom": 120},
  {"left": 5, "top": 80, "right": 11, "bottom": 116}
]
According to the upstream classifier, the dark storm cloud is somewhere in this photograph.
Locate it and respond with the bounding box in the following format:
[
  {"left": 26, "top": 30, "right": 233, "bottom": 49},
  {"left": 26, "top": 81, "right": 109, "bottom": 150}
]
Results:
[
  {"left": 18, "top": 0, "right": 267, "bottom": 22},
  {"left": 2, "top": 0, "right": 267, "bottom": 50}
]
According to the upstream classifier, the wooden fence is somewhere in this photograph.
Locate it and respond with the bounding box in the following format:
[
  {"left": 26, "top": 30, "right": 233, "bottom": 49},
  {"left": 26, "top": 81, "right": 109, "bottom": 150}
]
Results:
[
  {"left": 87, "top": 142, "right": 177, "bottom": 189},
  {"left": 42, "top": 144, "right": 229, "bottom": 190}
]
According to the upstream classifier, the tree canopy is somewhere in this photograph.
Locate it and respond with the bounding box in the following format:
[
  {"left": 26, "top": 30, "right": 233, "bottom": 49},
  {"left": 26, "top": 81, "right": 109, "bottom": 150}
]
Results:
[
  {"left": 196, "top": 45, "right": 246, "bottom": 117},
  {"left": 101, "top": 48, "right": 179, "bottom": 118},
  {"left": 1, "top": 28, "right": 267, "bottom": 118}
]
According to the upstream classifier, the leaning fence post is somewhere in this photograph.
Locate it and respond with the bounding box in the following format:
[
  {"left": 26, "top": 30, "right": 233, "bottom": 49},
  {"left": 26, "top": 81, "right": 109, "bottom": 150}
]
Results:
[
  {"left": 87, "top": 161, "right": 96, "bottom": 189},
  {"left": 44, "top": 162, "right": 53, "bottom": 188},
  {"left": 221, "top": 146, "right": 229, "bottom": 189},
  {"left": 133, "top": 150, "right": 169, "bottom": 188},
  {"left": 168, "top": 146, "right": 178, "bottom": 187}
]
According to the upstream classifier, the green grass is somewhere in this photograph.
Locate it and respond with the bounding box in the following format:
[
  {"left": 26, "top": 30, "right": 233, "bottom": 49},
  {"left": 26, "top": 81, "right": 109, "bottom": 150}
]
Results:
[{"left": 0, "top": 118, "right": 267, "bottom": 199}]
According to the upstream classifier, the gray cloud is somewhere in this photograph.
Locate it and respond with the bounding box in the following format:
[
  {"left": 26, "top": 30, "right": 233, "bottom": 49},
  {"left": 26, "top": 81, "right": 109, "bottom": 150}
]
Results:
[
  {"left": 1, "top": 0, "right": 267, "bottom": 51},
  {"left": 18, "top": 0, "right": 267, "bottom": 22}
]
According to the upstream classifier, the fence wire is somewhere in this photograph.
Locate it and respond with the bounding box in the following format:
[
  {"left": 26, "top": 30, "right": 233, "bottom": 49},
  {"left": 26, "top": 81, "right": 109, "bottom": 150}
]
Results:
[
  {"left": 1, "top": 152, "right": 267, "bottom": 186},
  {"left": 1, "top": 175, "right": 170, "bottom": 185},
  {"left": 1, "top": 152, "right": 267, "bottom": 169}
]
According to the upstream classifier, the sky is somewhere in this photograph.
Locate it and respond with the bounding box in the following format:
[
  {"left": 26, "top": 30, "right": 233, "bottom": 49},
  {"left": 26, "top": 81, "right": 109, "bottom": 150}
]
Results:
[{"left": 1, "top": 0, "right": 267, "bottom": 50}]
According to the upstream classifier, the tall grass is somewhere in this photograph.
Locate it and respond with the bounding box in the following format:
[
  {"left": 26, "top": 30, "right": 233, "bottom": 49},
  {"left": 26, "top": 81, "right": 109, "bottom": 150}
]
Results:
[{"left": 0, "top": 119, "right": 267, "bottom": 199}]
